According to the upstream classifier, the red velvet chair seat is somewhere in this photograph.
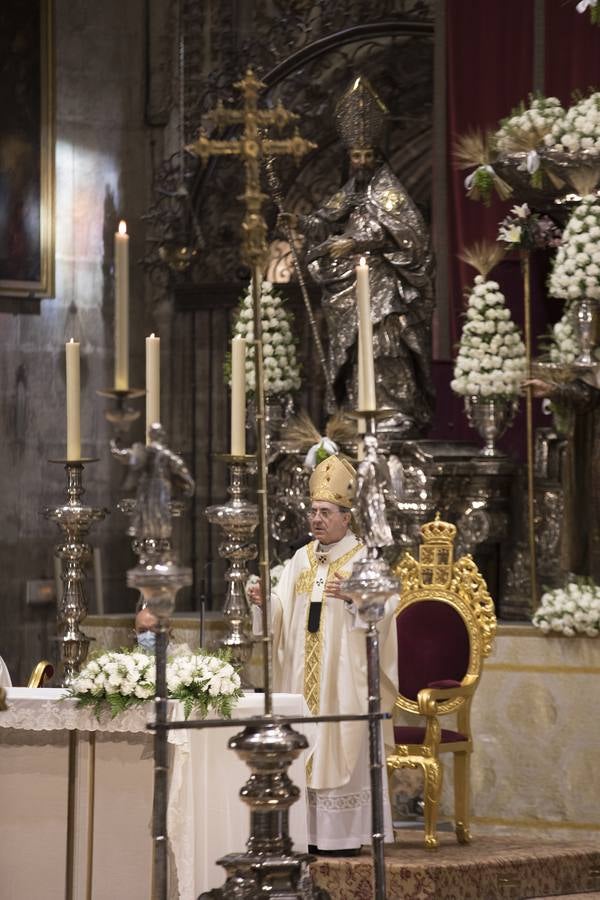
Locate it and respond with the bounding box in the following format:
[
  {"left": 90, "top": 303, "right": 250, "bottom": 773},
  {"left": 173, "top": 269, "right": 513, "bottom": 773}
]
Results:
[{"left": 393, "top": 725, "right": 468, "bottom": 745}]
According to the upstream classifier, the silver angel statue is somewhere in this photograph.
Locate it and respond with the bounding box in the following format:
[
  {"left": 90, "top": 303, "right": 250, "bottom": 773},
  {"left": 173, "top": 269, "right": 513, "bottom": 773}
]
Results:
[
  {"left": 302, "top": 76, "right": 435, "bottom": 437},
  {"left": 111, "top": 424, "right": 194, "bottom": 541},
  {"left": 355, "top": 434, "right": 396, "bottom": 550}
]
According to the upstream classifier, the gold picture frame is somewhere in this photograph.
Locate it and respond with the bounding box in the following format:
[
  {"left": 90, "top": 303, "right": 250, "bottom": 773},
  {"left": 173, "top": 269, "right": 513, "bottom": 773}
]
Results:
[{"left": 0, "top": 1, "right": 54, "bottom": 299}]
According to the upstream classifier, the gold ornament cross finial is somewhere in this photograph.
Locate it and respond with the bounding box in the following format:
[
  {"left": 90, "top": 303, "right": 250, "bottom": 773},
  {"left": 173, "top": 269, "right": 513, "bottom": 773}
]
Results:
[{"left": 187, "top": 68, "right": 316, "bottom": 267}]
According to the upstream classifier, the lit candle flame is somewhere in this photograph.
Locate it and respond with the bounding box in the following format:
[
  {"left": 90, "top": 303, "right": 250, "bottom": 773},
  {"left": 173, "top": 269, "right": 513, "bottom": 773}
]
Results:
[
  {"left": 118, "top": 220, "right": 127, "bottom": 235},
  {"left": 359, "top": 256, "right": 366, "bottom": 267}
]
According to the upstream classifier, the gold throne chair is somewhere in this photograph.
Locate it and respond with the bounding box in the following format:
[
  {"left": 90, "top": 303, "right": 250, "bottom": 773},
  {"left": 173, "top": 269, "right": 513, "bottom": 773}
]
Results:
[{"left": 387, "top": 514, "right": 496, "bottom": 849}]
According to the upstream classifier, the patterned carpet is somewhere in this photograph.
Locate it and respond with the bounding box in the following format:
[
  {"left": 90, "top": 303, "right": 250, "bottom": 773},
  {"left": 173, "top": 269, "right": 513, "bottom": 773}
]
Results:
[{"left": 309, "top": 832, "right": 600, "bottom": 900}]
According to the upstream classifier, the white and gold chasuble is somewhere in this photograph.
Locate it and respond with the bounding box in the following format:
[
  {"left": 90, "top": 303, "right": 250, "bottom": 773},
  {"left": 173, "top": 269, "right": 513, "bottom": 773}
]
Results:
[{"left": 270, "top": 531, "right": 398, "bottom": 849}]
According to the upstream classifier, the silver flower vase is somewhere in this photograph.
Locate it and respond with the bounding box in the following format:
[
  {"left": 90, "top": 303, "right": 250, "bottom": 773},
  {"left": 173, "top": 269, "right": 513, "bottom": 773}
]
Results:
[{"left": 464, "top": 395, "right": 518, "bottom": 457}]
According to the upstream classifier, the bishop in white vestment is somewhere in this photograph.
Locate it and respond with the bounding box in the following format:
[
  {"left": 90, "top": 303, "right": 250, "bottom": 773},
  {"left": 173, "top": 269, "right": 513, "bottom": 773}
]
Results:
[{"left": 257, "top": 455, "right": 398, "bottom": 852}]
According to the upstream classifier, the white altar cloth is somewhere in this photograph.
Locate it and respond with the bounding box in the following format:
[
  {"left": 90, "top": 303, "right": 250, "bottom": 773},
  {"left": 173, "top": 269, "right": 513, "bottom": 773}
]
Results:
[{"left": 0, "top": 688, "right": 309, "bottom": 899}]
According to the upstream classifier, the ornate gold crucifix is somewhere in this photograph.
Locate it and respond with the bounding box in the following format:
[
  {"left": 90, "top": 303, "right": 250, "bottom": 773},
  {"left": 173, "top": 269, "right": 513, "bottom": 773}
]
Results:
[{"left": 187, "top": 68, "right": 315, "bottom": 267}]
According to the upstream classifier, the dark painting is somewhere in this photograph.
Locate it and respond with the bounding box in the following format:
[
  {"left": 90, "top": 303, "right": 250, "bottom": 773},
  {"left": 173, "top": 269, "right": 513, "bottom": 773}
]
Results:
[{"left": 0, "top": 1, "right": 53, "bottom": 298}]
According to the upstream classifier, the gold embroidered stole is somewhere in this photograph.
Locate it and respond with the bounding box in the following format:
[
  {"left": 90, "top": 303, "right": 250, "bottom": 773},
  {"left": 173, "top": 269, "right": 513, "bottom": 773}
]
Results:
[{"left": 302, "top": 539, "right": 364, "bottom": 716}]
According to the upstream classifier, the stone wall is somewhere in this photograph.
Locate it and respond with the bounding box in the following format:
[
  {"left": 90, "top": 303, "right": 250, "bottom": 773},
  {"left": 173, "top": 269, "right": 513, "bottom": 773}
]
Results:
[{"left": 2, "top": 0, "right": 161, "bottom": 684}]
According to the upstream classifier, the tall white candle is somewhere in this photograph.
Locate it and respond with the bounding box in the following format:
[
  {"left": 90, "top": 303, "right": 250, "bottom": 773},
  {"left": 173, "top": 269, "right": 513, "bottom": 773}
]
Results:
[
  {"left": 356, "top": 256, "right": 376, "bottom": 410},
  {"left": 114, "top": 220, "right": 129, "bottom": 390},
  {"left": 146, "top": 333, "right": 160, "bottom": 442},
  {"left": 66, "top": 338, "right": 81, "bottom": 460},
  {"left": 230, "top": 336, "right": 247, "bottom": 456}
]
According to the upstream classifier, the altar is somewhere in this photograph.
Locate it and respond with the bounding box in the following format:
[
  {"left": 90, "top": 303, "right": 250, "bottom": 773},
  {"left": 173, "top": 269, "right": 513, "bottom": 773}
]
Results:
[{"left": 0, "top": 689, "right": 309, "bottom": 899}]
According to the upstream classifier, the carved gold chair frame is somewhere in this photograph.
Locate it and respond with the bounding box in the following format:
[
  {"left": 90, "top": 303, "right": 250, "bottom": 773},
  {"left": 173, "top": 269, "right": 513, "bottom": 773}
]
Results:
[{"left": 387, "top": 514, "right": 496, "bottom": 849}]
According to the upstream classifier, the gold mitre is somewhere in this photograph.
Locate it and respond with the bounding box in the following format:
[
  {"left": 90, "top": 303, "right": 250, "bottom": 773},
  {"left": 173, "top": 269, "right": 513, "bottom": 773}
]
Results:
[
  {"left": 309, "top": 455, "right": 356, "bottom": 509},
  {"left": 334, "top": 75, "right": 389, "bottom": 150}
]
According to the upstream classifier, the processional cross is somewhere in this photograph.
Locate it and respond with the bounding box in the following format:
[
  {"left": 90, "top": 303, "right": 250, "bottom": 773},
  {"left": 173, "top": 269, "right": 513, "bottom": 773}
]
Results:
[
  {"left": 187, "top": 68, "right": 315, "bottom": 267},
  {"left": 187, "top": 70, "right": 315, "bottom": 713}
]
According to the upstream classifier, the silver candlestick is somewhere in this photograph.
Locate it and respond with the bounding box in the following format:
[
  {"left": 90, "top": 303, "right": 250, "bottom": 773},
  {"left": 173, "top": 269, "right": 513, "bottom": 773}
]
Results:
[
  {"left": 205, "top": 454, "right": 258, "bottom": 683},
  {"left": 342, "top": 409, "right": 400, "bottom": 900},
  {"left": 44, "top": 459, "right": 108, "bottom": 686},
  {"left": 115, "top": 425, "right": 194, "bottom": 900}
]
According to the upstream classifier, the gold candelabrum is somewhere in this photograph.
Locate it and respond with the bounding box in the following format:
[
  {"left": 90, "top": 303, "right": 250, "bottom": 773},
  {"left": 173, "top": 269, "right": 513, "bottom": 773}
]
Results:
[
  {"left": 205, "top": 454, "right": 258, "bottom": 686},
  {"left": 44, "top": 459, "right": 108, "bottom": 686}
]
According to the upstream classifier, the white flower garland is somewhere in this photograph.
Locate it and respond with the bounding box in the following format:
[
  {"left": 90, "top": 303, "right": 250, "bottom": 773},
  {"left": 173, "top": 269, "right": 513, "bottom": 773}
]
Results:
[
  {"left": 543, "top": 92, "right": 600, "bottom": 154},
  {"left": 232, "top": 281, "right": 301, "bottom": 395},
  {"left": 548, "top": 195, "right": 600, "bottom": 300},
  {"left": 69, "top": 648, "right": 242, "bottom": 719},
  {"left": 496, "top": 95, "right": 564, "bottom": 156},
  {"left": 532, "top": 578, "right": 600, "bottom": 637},
  {"left": 451, "top": 276, "right": 527, "bottom": 398}
]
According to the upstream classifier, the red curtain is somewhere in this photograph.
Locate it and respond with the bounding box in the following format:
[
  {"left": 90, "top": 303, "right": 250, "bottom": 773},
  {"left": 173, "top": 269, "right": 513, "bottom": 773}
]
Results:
[
  {"left": 446, "top": 0, "right": 535, "bottom": 347},
  {"left": 545, "top": 4, "right": 600, "bottom": 103},
  {"left": 433, "top": 4, "right": 600, "bottom": 452}
]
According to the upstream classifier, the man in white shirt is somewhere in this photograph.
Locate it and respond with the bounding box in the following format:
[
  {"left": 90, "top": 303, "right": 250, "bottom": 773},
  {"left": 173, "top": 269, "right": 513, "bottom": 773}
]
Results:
[{"left": 250, "top": 455, "right": 398, "bottom": 854}]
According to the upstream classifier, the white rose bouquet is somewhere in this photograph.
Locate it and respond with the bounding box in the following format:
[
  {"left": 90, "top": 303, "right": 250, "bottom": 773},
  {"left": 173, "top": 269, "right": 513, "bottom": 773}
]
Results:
[
  {"left": 69, "top": 648, "right": 242, "bottom": 720},
  {"left": 533, "top": 577, "right": 600, "bottom": 637},
  {"left": 543, "top": 91, "right": 600, "bottom": 154},
  {"left": 69, "top": 650, "right": 156, "bottom": 718},
  {"left": 548, "top": 194, "right": 600, "bottom": 301},
  {"left": 451, "top": 244, "right": 526, "bottom": 399},
  {"left": 229, "top": 281, "right": 301, "bottom": 395},
  {"left": 167, "top": 650, "right": 242, "bottom": 719}
]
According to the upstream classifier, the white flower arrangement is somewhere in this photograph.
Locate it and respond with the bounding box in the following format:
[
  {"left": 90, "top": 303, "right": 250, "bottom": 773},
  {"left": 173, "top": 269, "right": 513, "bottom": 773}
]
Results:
[
  {"left": 543, "top": 91, "right": 600, "bottom": 154},
  {"left": 69, "top": 648, "right": 242, "bottom": 720},
  {"left": 167, "top": 651, "right": 242, "bottom": 719},
  {"left": 495, "top": 95, "right": 564, "bottom": 180},
  {"left": 231, "top": 281, "right": 301, "bottom": 395},
  {"left": 548, "top": 195, "right": 600, "bottom": 301},
  {"left": 532, "top": 577, "right": 600, "bottom": 637},
  {"left": 547, "top": 308, "right": 579, "bottom": 364},
  {"left": 451, "top": 275, "right": 527, "bottom": 398}
]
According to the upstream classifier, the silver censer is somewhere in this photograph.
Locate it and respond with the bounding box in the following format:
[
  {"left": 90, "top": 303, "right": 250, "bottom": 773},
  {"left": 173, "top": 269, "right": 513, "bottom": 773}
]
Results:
[
  {"left": 44, "top": 460, "right": 108, "bottom": 686},
  {"left": 205, "top": 454, "right": 258, "bottom": 683}
]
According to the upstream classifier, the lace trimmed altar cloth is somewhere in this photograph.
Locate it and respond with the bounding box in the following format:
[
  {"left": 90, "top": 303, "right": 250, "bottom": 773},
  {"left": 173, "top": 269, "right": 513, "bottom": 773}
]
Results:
[{"left": 0, "top": 689, "right": 309, "bottom": 899}]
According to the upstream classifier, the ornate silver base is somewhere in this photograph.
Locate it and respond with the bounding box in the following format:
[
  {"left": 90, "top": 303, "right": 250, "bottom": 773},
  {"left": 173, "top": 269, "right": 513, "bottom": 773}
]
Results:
[
  {"left": 464, "top": 395, "right": 518, "bottom": 457},
  {"left": 198, "top": 720, "right": 329, "bottom": 900},
  {"left": 44, "top": 460, "right": 108, "bottom": 686},
  {"left": 199, "top": 852, "right": 325, "bottom": 900},
  {"left": 206, "top": 456, "right": 259, "bottom": 683}
]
